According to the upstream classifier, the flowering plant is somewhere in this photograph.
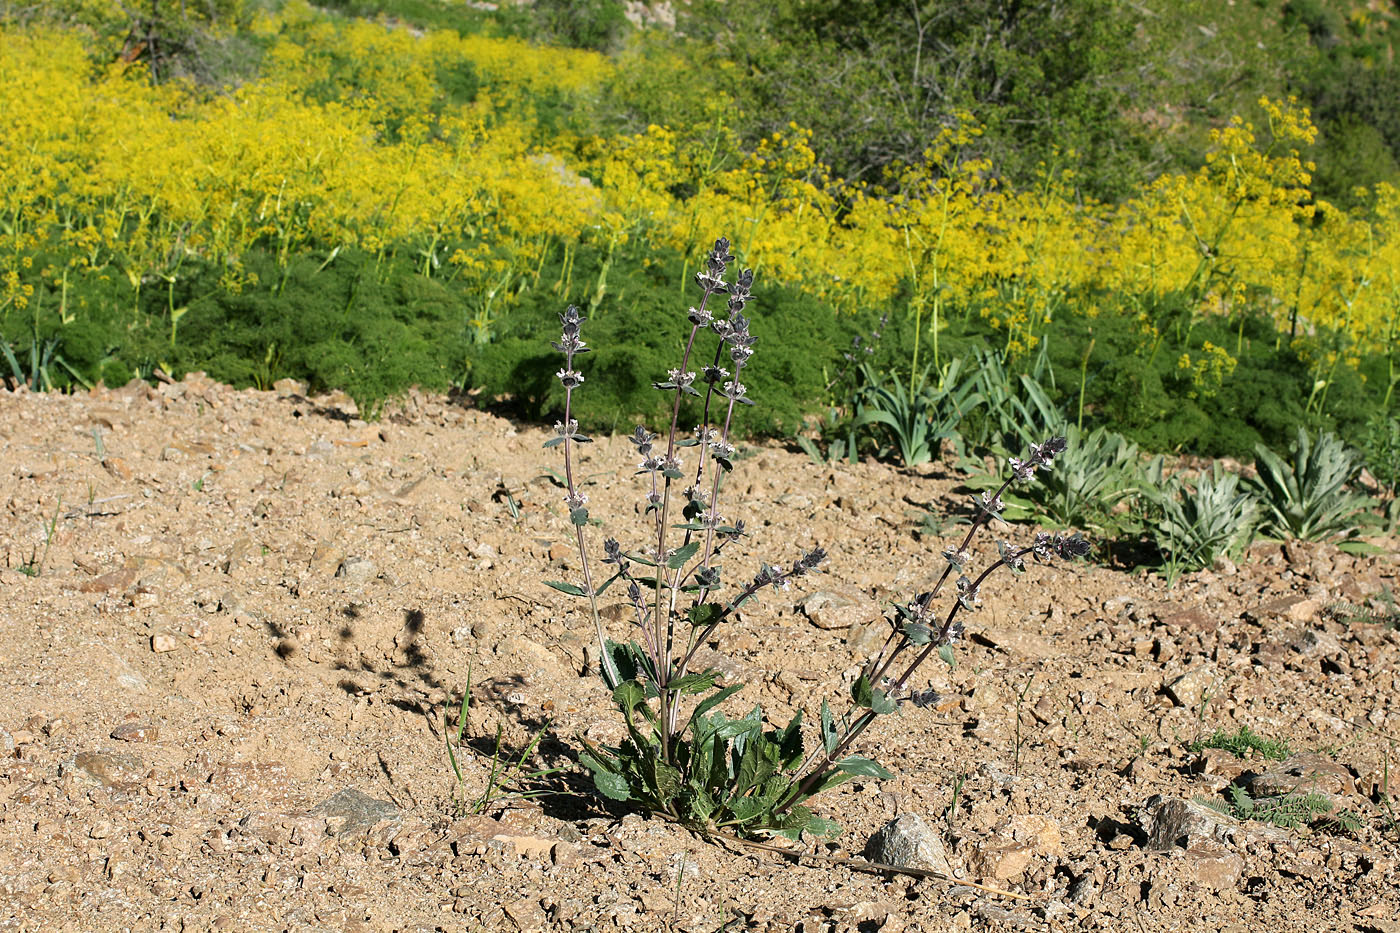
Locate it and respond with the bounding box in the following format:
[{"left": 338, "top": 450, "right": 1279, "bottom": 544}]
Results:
[{"left": 546, "top": 237, "right": 1089, "bottom": 839}]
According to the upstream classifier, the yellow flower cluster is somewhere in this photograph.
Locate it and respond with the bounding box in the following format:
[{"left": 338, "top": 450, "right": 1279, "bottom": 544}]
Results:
[{"left": 1, "top": 11, "right": 1397, "bottom": 374}]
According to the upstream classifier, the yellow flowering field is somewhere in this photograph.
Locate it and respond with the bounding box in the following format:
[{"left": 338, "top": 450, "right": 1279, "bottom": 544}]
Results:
[{"left": 0, "top": 5, "right": 1396, "bottom": 410}]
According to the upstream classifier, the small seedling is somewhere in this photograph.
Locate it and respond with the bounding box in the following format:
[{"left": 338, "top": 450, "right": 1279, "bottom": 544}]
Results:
[
  {"left": 18, "top": 496, "right": 61, "bottom": 578},
  {"left": 945, "top": 770, "right": 969, "bottom": 834},
  {"left": 1197, "top": 784, "right": 1343, "bottom": 831},
  {"left": 1190, "top": 725, "right": 1291, "bottom": 761},
  {"left": 445, "top": 663, "right": 561, "bottom": 816}
]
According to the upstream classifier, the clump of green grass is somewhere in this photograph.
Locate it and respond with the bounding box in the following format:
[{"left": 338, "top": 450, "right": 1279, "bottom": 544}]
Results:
[{"left": 1190, "top": 725, "right": 1291, "bottom": 761}]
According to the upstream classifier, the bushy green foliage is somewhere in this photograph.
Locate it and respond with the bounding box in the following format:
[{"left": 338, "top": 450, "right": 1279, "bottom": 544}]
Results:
[
  {"left": 1143, "top": 462, "right": 1259, "bottom": 585},
  {"left": 1247, "top": 427, "right": 1372, "bottom": 541},
  {"left": 471, "top": 250, "right": 844, "bottom": 436},
  {"left": 1198, "top": 784, "right": 1355, "bottom": 833},
  {"left": 853, "top": 360, "right": 984, "bottom": 468},
  {"left": 1008, "top": 424, "right": 1143, "bottom": 534}
]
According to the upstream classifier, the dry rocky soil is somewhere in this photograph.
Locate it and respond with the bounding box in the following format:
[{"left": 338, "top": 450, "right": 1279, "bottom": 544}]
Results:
[{"left": 0, "top": 374, "right": 1397, "bottom": 932}]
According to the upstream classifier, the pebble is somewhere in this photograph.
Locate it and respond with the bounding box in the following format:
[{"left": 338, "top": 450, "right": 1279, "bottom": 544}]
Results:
[
  {"left": 969, "top": 814, "right": 1063, "bottom": 881},
  {"left": 1164, "top": 667, "right": 1217, "bottom": 709},
  {"left": 151, "top": 633, "right": 178, "bottom": 653},
  {"left": 336, "top": 556, "right": 377, "bottom": 582},
  {"left": 106, "top": 721, "right": 159, "bottom": 745}
]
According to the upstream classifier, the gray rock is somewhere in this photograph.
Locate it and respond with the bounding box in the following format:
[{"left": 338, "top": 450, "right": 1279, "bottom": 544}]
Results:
[
  {"left": 311, "top": 788, "right": 402, "bottom": 838},
  {"left": 1240, "top": 753, "right": 1355, "bottom": 800},
  {"left": 864, "top": 813, "right": 954, "bottom": 875},
  {"left": 336, "top": 556, "right": 377, "bottom": 582},
  {"left": 1139, "top": 795, "right": 1245, "bottom": 890},
  {"left": 69, "top": 750, "right": 148, "bottom": 787},
  {"left": 800, "top": 588, "right": 877, "bottom": 630},
  {"left": 1141, "top": 795, "right": 1239, "bottom": 851}
]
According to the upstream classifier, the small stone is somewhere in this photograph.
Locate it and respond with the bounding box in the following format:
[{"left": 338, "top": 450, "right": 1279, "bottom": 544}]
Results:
[
  {"left": 864, "top": 813, "right": 955, "bottom": 876},
  {"left": 111, "top": 722, "right": 159, "bottom": 743},
  {"left": 272, "top": 378, "right": 307, "bottom": 397},
  {"left": 71, "top": 750, "right": 147, "bottom": 787},
  {"left": 151, "top": 633, "right": 178, "bottom": 653},
  {"left": 1293, "top": 628, "right": 1343, "bottom": 658},
  {"left": 1164, "top": 667, "right": 1217, "bottom": 709},
  {"left": 336, "top": 557, "right": 376, "bottom": 582},
  {"left": 311, "top": 788, "right": 402, "bottom": 838},
  {"left": 89, "top": 821, "right": 114, "bottom": 839},
  {"left": 503, "top": 896, "right": 548, "bottom": 932},
  {"left": 977, "top": 627, "right": 1056, "bottom": 659},
  {"left": 1195, "top": 748, "right": 1249, "bottom": 781},
  {"left": 846, "top": 620, "right": 887, "bottom": 657},
  {"left": 102, "top": 457, "right": 133, "bottom": 480},
  {"left": 310, "top": 546, "right": 345, "bottom": 576},
  {"left": 205, "top": 760, "right": 293, "bottom": 805},
  {"left": 800, "top": 588, "right": 877, "bottom": 630}
]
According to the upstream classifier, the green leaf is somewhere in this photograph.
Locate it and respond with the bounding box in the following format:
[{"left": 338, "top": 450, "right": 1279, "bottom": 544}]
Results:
[
  {"left": 804, "top": 816, "right": 843, "bottom": 838},
  {"left": 689, "top": 684, "right": 744, "bottom": 730},
  {"left": 642, "top": 758, "right": 683, "bottom": 801},
  {"left": 612, "top": 680, "right": 647, "bottom": 712},
  {"left": 688, "top": 602, "right": 723, "bottom": 628},
  {"left": 1337, "top": 540, "right": 1385, "bottom": 556},
  {"left": 544, "top": 580, "right": 587, "bottom": 597},
  {"left": 667, "top": 541, "right": 701, "bottom": 569},
  {"left": 938, "top": 644, "right": 957, "bottom": 669},
  {"left": 667, "top": 672, "right": 717, "bottom": 696},
  {"left": 851, "top": 675, "right": 896, "bottom": 714},
  {"left": 774, "top": 710, "right": 804, "bottom": 767},
  {"left": 835, "top": 756, "right": 895, "bottom": 780},
  {"left": 593, "top": 770, "right": 633, "bottom": 801},
  {"left": 541, "top": 437, "right": 566, "bottom": 448},
  {"left": 820, "top": 699, "right": 838, "bottom": 754},
  {"left": 902, "top": 621, "right": 933, "bottom": 645},
  {"left": 569, "top": 507, "right": 589, "bottom": 526}
]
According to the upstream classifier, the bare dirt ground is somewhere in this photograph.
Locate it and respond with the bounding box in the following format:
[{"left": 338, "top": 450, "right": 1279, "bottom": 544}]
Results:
[{"left": 0, "top": 375, "right": 1397, "bottom": 933}]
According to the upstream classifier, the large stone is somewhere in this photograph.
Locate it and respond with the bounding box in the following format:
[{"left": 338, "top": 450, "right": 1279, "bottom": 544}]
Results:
[
  {"left": 1240, "top": 753, "right": 1355, "bottom": 800},
  {"left": 1140, "top": 796, "right": 1245, "bottom": 891},
  {"left": 969, "top": 814, "right": 1063, "bottom": 881},
  {"left": 1142, "top": 795, "right": 1240, "bottom": 852},
  {"left": 864, "top": 813, "right": 954, "bottom": 875},
  {"left": 310, "top": 788, "right": 402, "bottom": 839},
  {"left": 70, "top": 750, "right": 148, "bottom": 787},
  {"left": 1164, "top": 667, "right": 1218, "bottom": 710}
]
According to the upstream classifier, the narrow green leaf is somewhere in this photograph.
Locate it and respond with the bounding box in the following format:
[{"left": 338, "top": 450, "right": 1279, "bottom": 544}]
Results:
[
  {"left": 541, "top": 437, "right": 566, "bottom": 449},
  {"left": 835, "top": 756, "right": 895, "bottom": 780},
  {"left": 820, "top": 699, "right": 838, "bottom": 754},
  {"left": 544, "top": 580, "right": 587, "bottom": 597}
]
